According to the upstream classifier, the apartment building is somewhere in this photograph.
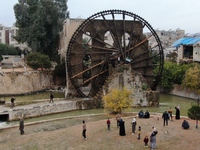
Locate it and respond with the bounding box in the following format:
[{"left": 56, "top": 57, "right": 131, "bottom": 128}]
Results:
[
  {"left": 0, "top": 24, "right": 10, "bottom": 44},
  {"left": 59, "top": 18, "right": 84, "bottom": 62},
  {"left": 9, "top": 26, "right": 29, "bottom": 51},
  {"left": 0, "top": 24, "right": 29, "bottom": 51}
]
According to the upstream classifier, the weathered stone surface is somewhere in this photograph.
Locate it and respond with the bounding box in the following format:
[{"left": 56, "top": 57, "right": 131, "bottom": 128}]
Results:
[
  {"left": 96, "top": 64, "right": 160, "bottom": 107},
  {"left": 0, "top": 71, "right": 54, "bottom": 95}
]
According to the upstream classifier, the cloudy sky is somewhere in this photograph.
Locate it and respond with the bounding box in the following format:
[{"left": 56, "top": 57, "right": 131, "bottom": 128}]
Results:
[{"left": 0, "top": 0, "right": 199, "bottom": 34}]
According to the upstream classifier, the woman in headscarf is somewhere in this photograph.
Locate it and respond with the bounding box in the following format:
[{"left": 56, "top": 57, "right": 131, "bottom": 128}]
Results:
[
  {"left": 175, "top": 105, "right": 180, "bottom": 120},
  {"left": 150, "top": 127, "right": 158, "bottom": 149},
  {"left": 131, "top": 117, "right": 137, "bottom": 135},
  {"left": 119, "top": 118, "right": 126, "bottom": 136}
]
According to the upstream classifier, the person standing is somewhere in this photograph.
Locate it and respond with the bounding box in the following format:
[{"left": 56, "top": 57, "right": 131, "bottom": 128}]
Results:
[
  {"left": 49, "top": 92, "right": 54, "bottom": 103},
  {"left": 116, "top": 114, "right": 120, "bottom": 128},
  {"left": 107, "top": 119, "right": 111, "bottom": 130},
  {"left": 82, "top": 120, "right": 87, "bottom": 140},
  {"left": 19, "top": 117, "right": 25, "bottom": 135},
  {"left": 10, "top": 97, "right": 16, "bottom": 108},
  {"left": 137, "top": 126, "right": 141, "bottom": 139},
  {"left": 143, "top": 135, "right": 149, "bottom": 147},
  {"left": 168, "top": 107, "right": 173, "bottom": 121},
  {"left": 175, "top": 105, "right": 180, "bottom": 120},
  {"left": 119, "top": 118, "right": 126, "bottom": 136},
  {"left": 131, "top": 117, "right": 137, "bottom": 135},
  {"left": 150, "top": 127, "right": 158, "bottom": 149},
  {"left": 162, "top": 111, "right": 169, "bottom": 126}
]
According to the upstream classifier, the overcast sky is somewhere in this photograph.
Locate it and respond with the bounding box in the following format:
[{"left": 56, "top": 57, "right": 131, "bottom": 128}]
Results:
[{"left": 0, "top": 0, "right": 199, "bottom": 34}]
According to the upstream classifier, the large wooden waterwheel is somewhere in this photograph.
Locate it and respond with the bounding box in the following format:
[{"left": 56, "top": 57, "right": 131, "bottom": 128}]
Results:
[{"left": 66, "top": 10, "right": 164, "bottom": 98}]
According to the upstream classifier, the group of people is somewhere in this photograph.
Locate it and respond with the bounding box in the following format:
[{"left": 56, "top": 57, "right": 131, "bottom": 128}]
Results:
[
  {"left": 115, "top": 114, "right": 158, "bottom": 149},
  {"left": 16, "top": 101, "right": 189, "bottom": 149},
  {"left": 161, "top": 108, "right": 190, "bottom": 137},
  {"left": 138, "top": 110, "right": 150, "bottom": 118},
  {"left": 10, "top": 92, "right": 54, "bottom": 109},
  {"left": 14, "top": 92, "right": 54, "bottom": 135},
  {"left": 162, "top": 106, "right": 181, "bottom": 126}
]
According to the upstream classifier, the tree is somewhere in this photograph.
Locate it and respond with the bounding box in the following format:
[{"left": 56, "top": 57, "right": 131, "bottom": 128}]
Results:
[
  {"left": 27, "top": 52, "right": 51, "bottom": 70},
  {"left": 0, "top": 43, "right": 21, "bottom": 61},
  {"left": 157, "top": 61, "right": 191, "bottom": 92},
  {"left": 188, "top": 103, "right": 200, "bottom": 128},
  {"left": 166, "top": 51, "right": 178, "bottom": 63},
  {"left": 102, "top": 88, "right": 132, "bottom": 113},
  {"left": 182, "top": 63, "right": 200, "bottom": 128},
  {"left": 14, "top": 0, "right": 69, "bottom": 60},
  {"left": 182, "top": 63, "right": 200, "bottom": 94}
]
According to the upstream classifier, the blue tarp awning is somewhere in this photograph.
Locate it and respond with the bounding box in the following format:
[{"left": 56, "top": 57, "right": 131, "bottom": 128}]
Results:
[{"left": 172, "top": 37, "right": 200, "bottom": 48}]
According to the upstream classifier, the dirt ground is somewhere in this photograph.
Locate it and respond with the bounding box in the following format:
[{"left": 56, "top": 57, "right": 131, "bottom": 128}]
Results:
[{"left": 0, "top": 113, "right": 199, "bottom": 150}]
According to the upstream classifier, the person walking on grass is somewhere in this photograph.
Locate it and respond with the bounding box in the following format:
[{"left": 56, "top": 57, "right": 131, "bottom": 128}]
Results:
[
  {"left": 162, "top": 111, "right": 169, "bottom": 126},
  {"left": 131, "top": 117, "right": 137, "bottom": 135},
  {"left": 137, "top": 126, "right": 141, "bottom": 139},
  {"left": 10, "top": 97, "right": 15, "bottom": 108},
  {"left": 175, "top": 105, "right": 180, "bottom": 120},
  {"left": 119, "top": 118, "right": 126, "bottom": 136},
  {"left": 107, "top": 119, "right": 111, "bottom": 130},
  {"left": 150, "top": 127, "right": 158, "bottom": 150},
  {"left": 19, "top": 117, "right": 25, "bottom": 135},
  {"left": 116, "top": 114, "right": 120, "bottom": 128},
  {"left": 144, "top": 135, "right": 149, "bottom": 147},
  {"left": 168, "top": 107, "right": 173, "bottom": 121},
  {"left": 49, "top": 92, "right": 54, "bottom": 103},
  {"left": 82, "top": 120, "right": 87, "bottom": 140}
]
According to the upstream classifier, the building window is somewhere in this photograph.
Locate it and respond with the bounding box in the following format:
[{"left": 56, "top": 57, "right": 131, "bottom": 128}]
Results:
[
  {"left": 10, "top": 29, "right": 14, "bottom": 34},
  {"left": 11, "top": 35, "right": 14, "bottom": 41}
]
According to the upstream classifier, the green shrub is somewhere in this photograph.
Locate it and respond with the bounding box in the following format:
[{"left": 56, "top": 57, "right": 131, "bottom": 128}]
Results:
[{"left": 27, "top": 52, "right": 51, "bottom": 70}]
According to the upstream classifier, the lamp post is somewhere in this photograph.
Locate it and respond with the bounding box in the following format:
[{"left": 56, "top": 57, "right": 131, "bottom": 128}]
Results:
[{"left": 196, "top": 96, "right": 200, "bottom": 129}]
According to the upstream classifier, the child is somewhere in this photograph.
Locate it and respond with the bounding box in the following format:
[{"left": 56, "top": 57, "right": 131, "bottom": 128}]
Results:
[
  {"left": 107, "top": 119, "right": 111, "bottom": 130},
  {"left": 143, "top": 136, "right": 149, "bottom": 147},
  {"left": 137, "top": 126, "right": 141, "bottom": 139}
]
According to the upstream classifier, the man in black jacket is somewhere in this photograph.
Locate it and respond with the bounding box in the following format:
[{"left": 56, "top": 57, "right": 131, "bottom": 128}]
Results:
[
  {"left": 182, "top": 120, "right": 190, "bottom": 129},
  {"left": 162, "top": 111, "right": 169, "bottom": 126}
]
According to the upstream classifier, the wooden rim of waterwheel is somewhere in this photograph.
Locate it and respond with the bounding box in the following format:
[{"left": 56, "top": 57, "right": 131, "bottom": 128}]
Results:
[{"left": 66, "top": 10, "right": 164, "bottom": 97}]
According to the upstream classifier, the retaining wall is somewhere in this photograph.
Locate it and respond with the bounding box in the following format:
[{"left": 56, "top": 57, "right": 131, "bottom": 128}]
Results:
[
  {"left": 1, "top": 99, "right": 96, "bottom": 121},
  {"left": 0, "top": 71, "right": 54, "bottom": 95},
  {"left": 168, "top": 84, "right": 199, "bottom": 99},
  {"left": 3, "top": 101, "right": 77, "bottom": 121}
]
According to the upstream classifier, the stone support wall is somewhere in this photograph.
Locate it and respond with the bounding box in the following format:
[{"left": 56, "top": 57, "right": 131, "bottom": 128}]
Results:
[
  {"left": 0, "top": 71, "right": 54, "bottom": 95},
  {"left": 168, "top": 84, "right": 198, "bottom": 99},
  {"left": 7, "top": 101, "right": 77, "bottom": 121},
  {"left": 1, "top": 99, "right": 95, "bottom": 121},
  {"left": 99, "top": 65, "right": 160, "bottom": 107}
]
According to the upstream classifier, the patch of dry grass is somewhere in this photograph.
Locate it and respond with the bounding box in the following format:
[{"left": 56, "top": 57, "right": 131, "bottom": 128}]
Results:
[{"left": 0, "top": 113, "right": 200, "bottom": 150}]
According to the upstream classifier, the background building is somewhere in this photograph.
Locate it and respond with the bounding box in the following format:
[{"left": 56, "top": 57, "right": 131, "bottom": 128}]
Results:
[
  {"left": 0, "top": 24, "right": 10, "bottom": 44},
  {"left": 0, "top": 24, "right": 29, "bottom": 51}
]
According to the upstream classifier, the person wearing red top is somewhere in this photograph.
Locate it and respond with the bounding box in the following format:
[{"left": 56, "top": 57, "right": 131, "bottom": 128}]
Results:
[
  {"left": 107, "top": 119, "right": 111, "bottom": 130},
  {"left": 144, "top": 136, "right": 149, "bottom": 147}
]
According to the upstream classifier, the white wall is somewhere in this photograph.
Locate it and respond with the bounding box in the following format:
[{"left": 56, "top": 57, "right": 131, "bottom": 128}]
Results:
[{"left": 193, "top": 45, "right": 200, "bottom": 62}]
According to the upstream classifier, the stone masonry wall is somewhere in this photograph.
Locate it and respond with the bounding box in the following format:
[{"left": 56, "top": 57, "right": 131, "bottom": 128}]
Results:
[
  {"left": 0, "top": 71, "right": 54, "bottom": 95},
  {"left": 8, "top": 101, "right": 77, "bottom": 121},
  {"left": 101, "top": 64, "right": 159, "bottom": 107}
]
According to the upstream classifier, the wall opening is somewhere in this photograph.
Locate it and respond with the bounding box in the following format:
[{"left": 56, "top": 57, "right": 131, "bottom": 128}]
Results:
[{"left": 0, "top": 114, "right": 9, "bottom": 122}]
